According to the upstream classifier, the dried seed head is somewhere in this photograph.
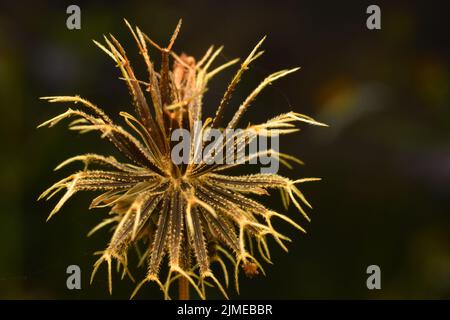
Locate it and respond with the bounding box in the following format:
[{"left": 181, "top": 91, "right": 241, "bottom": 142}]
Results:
[{"left": 38, "top": 19, "right": 326, "bottom": 299}]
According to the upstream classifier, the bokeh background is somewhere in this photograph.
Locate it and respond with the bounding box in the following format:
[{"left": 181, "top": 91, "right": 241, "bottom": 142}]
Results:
[{"left": 0, "top": 0, "right": 449, "bottom": 299}]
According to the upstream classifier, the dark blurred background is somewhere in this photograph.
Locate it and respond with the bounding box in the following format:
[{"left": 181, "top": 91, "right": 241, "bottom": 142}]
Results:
[{"left": 0, "top": 0, "right": 449, "bottom": 299}]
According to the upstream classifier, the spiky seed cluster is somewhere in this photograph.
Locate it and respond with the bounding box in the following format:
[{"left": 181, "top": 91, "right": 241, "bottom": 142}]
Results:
[{"left": 38, "top": 19, "right": 326, "bottom": 299}]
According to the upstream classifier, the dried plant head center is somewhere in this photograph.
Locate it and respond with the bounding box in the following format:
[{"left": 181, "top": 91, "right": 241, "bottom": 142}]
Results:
[{"left": 38, "top": 19, "right": 326, "bottom": 299}]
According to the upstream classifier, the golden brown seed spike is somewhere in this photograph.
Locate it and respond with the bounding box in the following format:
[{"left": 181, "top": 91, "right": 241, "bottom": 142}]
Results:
[
  {"left": 206, "top": 58, "right": 240, "bottom": 80},
  {"left": 95, "top": 35, "right": 168, "bottom": 154},
  {"left": 227, "top": 67, "right": 300, "bottom": 129},
  {"left": 169, "top": 190, "right": 184, "bottom": 266},
  {"left": 196, "top": 45, "right": 214, "bottom": 69},
  {"left": 134, "top": 27, "right": 164, "bottom": 129},
  {"left": 124, "top": 21, "right": 163, "bottom": 124},
  {"left": 142, "top": 32, "right": 163, "bottom": 51},
  {"left": 188, "top": 207, "right": 210, "bottom": 275},
  {"left": 147, "top": 195, "right": 170, "bottom": 276},
  {"left": 40, "top": 96, "right": 112, "bottom": 124},
  {"left": 211, "top": 36, "right": 266, "bottom": 128},
  {"left": 201, "top": 207, "right": 240, "bottom": 253},
  {"left": 160, "top": 49, "right": 171, "bottom": 107},
  {"left": 107, "top": 34, "right": 157, "bottom": 135},
  {"left": 167, "top": 19, "right": 182, "bottom": 51},
  {"left": 159, "top": 19, "right": 182, "bottom": 107},
  {"left": 202, "top": 46, "right": 223, "bottom": 72}
]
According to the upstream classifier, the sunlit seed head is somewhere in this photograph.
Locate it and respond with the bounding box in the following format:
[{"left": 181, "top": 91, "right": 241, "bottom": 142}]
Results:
[{"left": 38, "top": 19, "right": 326, "bottom": 299}]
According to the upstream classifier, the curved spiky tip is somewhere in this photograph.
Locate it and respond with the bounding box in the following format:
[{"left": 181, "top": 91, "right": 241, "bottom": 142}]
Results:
[
  {"left": 90, "top": 252, "right": 113, "bottom": 294},
  {"left": 202, "top": 271, "right": 229, "bottom": 300},
  {"left": 130, "top": 273, "right": 167, "bottom": 300}
]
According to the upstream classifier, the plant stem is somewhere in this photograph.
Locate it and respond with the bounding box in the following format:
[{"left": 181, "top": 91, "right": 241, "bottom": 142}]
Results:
[{"left": 178, "top": 277, "right": 190, "bottom": 300}]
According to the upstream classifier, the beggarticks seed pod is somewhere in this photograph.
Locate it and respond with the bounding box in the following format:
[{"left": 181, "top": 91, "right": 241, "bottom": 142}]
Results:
[{"left": 38, "top": 19, "right": 327, "bottom": 299}]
